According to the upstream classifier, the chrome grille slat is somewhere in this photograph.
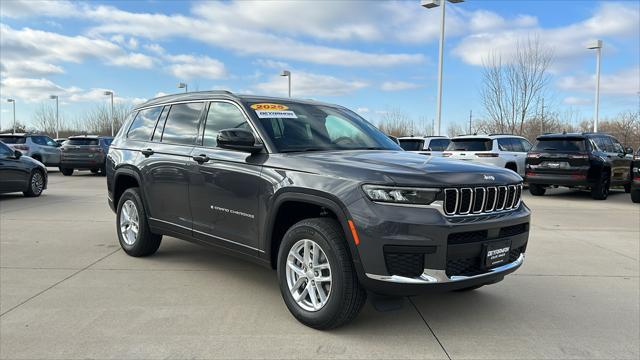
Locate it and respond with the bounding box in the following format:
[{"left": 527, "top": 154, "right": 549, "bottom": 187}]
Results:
[{"left": 443, "top": 184, "right": 521, "bottom": 217}]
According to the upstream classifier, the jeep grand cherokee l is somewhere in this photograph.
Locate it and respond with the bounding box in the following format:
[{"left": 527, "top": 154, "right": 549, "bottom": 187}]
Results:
[
  {"left": 106, "top": 91, "right": 530, "bottom": 329},
  {"left": 59, "top": 135, "right": 113, "bottom": 176},
  {"left": 526, "top": 132, "right": 633, "bottom": 200}
]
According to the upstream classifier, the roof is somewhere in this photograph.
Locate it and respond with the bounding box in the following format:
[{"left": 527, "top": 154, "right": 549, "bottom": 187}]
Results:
[
  {"left": 397, "top": 135, "right": 448, "bottom": 140},
  {"left": 68, "top": 135, "right": 113, "bottom": 139},
  {"left": 134, "top": 90, "right": 339, "bottom": 110},
  {"left": 451, "top": 134, "right": 526, "bottom": 140},
  {"left": 0, "top": 133, "right": 28, "bottom": 136}
]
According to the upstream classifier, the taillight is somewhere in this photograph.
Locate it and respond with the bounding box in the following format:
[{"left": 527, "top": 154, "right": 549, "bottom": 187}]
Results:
[
  {"left": 568, "top": 153, "right": 589, "bottom": 159},
  {"left": 527, "top": 152, "right": 542, "bottom": 158},
  {"left": 475, "top": 153, "right": 499, "bottom": 157},
  {"left": 526, "top": 171, "right": 535, "bottom": 177},
  {"left": 443, "top": 152, "right": 452, "bottom": 157}
]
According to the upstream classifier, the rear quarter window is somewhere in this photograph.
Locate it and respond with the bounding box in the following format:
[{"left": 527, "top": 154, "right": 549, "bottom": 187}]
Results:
[
  {"left": 128, "top": 107, "right": 163, "bottom": 141},
  {"left": 0, "top": 136, "right": 26, "bottom": 144}
]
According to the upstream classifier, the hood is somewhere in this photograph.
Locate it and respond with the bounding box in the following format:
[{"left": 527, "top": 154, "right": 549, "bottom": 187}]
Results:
[{"left": 272, "top": 150, "right": 522, "bottom": 187}]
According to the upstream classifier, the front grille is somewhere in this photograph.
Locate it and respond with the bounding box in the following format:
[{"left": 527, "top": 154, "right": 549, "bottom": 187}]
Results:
[
  {"left": 448, "top": 230, "right": 488, "bottom": 244},
  {"left": 384, "top": 252, "right": 424, "bottom": 278},
  {"left": 444, "top": 184, "right": 522, "bottom": 216},
  {"left": 446, "top": 245, "right": 525, "bottom": 277},
  {"left": 499, "top": 223, "right": 529, "bottom": 238}
]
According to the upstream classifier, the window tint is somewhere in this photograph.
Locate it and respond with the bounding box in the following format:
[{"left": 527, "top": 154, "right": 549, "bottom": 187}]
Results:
[
  {"left": 597, "top": 136, "right": 615, "bottom": 152},
  {"left": 160, "top": 102, "right": 204, "bottom": 145},
  {"left": 610, "top": 137, "right": 624, "bottom": 153},
  {"left": 519, "top": 138, "right": 532, "bottom": 152},
  {"left": 398, "top": 139, "right": 424, "bottom": 151},
  {"left": 428, "top": 138, "right": 450, "bottom": 151},
  {"left": 0, "top": 136, "right": 26, "bottom": 144},
  {"left": 447, "top": 139, "right": 493, "bottom": 151},
  {"left": 0, "top": 142, "right": 12, "bottom": 156},
  {"left": 203, "top": 102, "right": 248, "bottom": 147},
  {"left": 533, "top": 138, "right": 586, "bottom": 151},
  {"left": 67, "top": 138, "right": 99, "bottom": 146},
  {"left": 128, "top": 107, "right": 162, "bottom": 141}
]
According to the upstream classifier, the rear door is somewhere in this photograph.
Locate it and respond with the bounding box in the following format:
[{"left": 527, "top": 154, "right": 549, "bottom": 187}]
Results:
[
  {"left": 32, "top": 136, "right": 61, "bottom": 165},
  {"left": 527, "top": 137, "right": 589, "bottom": 174},
  {"left": 189, "top": 101, "right": 264, "bottom": 251}
]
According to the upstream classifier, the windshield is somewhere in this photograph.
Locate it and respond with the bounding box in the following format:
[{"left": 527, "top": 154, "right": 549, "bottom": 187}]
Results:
[
  {"left": 534, "top": 138, "right": 586, "bottom": 151},
  {"left": 447, "top": 139, "right": 493, "bottom": 151},
  {"left": 245, "top": 101, "right": 401, "bottom": 152},
  {"left": 398, "top": 139, "right": 424, "bottom": 151},
  {"left": 0, "top": 136, "right": 26, "bottom": 144},
  {"left": 67, "top": 138, "right": 99, "bottom": 146}
]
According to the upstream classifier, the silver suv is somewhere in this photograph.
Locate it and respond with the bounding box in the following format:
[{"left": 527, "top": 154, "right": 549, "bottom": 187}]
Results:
[
  {"left": 0, "top": 133, "right": 61, "bottom": 166},
  {"left": 444, "top": 134, "right": 532, "bottom": 176}
]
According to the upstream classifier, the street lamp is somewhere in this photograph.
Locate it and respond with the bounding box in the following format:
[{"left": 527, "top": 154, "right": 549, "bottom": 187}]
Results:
[
  {"left": 421, "top": 0, "right": 464, "bottom": 136},
  {"left": 49, "top": 95, "right": 59, "bottom": 138},
  {"left": 177, "top": 82, "right": 188, "bottom": 93},
  {"left": 587, "top": 39, "right": 603, "bottom": 133},
  {"left": 280, "top": 70, "right": 291, "bottom": 98},
  {"left": 104, "top": 91, "right": 115, "bottom": 136},
  {"left": 7, "top": 99, "right": 16, "bottom": 133}
]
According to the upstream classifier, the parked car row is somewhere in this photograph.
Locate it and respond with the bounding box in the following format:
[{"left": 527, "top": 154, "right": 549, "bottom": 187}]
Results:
[{"left": 399, "top": 132, "right": 637, "bottom": 202}]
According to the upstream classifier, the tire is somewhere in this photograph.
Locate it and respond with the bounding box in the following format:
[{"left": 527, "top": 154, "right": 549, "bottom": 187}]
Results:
[
  {"left": 23, "top": 170, "right": 45, "bottom": 197},
  {"left": 624, "top": 183, "right": 631, "bottom": 193},
  {"left": 529, "top": 184, "right": 546, "bottom": 196},
  {"left": 32, "top": 155, "right": 42, "bottom": 163},
  {"left": 116, "top": 187, "right": 162, "bottom": 257},
  {"left": 505, "top": 163, "right": 518, "bottom": 173},
  {"left": 91, "top": 168, "right": 99, "bottom": 174},
  {"left": 60, "top": 167, "right": 74, "bottom": 176},
  {"left": 631, "top": 190, "right": 640, "bottom": 203},
  {"left": 454, "top": 284, "right": 485, "bottom": 292},
  {"left": 277, "top": 218, "right": 366, "bottom": 330},
  {"left": 591, "top": 171, "right": 610, "bottom": 200}
]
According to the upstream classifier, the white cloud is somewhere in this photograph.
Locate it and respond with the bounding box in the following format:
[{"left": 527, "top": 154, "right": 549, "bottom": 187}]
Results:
[
  {"left": 381, "top": 81, "right": 422, "bottom": 91},
  {"left": 254, "top": 71, "right": 368, "bottom": 97},
  {"left": 0, "top": 77, "right": 70, "bottom": 102},
  {"left": 557, "top": 67, "right": 640, "bottom": 96},
  {"left": 165, "top": 55, "right": 226, "bottom": 80},
  {"left": 143, "top": 43, "right": 165, "bottom": 55},
  {"left": 1, "top": 61, "right": 64, "bottom": 77},
  {"left": 0, "top": 0, "right": 79, "bottom": 18},
  {"left": 254, "top": 59, "right": 290, "bottom": 69},
  {"left": 109, "top": 52, "right": 154, "bottom": 69},
  {"left": 453, "top": 2, "right": 639, "bottom": 67},
  {"left": 563, "top": 96, "right": 592, "bottom": 106}
]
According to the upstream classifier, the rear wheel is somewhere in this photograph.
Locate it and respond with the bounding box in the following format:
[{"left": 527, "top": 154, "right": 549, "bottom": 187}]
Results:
[
  {"left": 23, "top": 170, "right": 45, "bottom": 197},
  {"left": 591, "top": 172, "right": 610, "bottom": 200},
  {"left": 60, "top": 167, "right": 74, "bottom": 176},
  {"left": 529, "top": 184, "right": 546, "bottom": 196},
  {"left": 631, "top": 190, "right": 640, "bottom": 203},
  {"left": 116, "top": 187, "right": 162, "bottom": 257},
  {"left": 277, "top": 218, "right": 366, "bottom": 329}
]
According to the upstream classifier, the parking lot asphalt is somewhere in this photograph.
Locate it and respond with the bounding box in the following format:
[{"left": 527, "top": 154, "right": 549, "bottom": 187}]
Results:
[{"left": 1, "top": 170, "right": 638, "bottom": 360}]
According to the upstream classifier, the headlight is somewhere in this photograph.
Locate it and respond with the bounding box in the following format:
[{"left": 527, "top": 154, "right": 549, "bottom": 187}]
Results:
[{"left": 362, "top": 185, "right": 440, "bottom": 205}]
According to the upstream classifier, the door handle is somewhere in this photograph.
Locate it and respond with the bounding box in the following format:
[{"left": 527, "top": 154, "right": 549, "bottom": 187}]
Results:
[
  {"left": 192, "top": 154, "right": 210, "bottom": 164},
  {"left": 141, "top": 148, "right": 154, "bottom": 157}
]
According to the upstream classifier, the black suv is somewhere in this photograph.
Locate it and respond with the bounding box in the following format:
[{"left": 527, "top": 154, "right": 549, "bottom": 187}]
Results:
[
  {"left": 106, "top": 91, "right": 530, "bottom": 329},
  {"left": 631, "top": 148, "right": 640, "bottom": 203},
  {"left": 526, "top": 132, "right": 634, "bottom": 200}
]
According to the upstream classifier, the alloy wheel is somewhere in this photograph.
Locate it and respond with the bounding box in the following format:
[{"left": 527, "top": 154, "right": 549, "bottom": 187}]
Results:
[
  {"left": 119, "top": 200, "right": 140, "bottom": 246},
  {"left": 285, "top": 239, "right": 332, "bottom": 312},
  {"left": 31, "top": 172, "right": 44, "bottom": 195}
]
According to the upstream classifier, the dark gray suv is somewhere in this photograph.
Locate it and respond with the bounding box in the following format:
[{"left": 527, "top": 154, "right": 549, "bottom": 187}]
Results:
[{"left": 106, "top": 91, "right": 530, "bottom": 329}]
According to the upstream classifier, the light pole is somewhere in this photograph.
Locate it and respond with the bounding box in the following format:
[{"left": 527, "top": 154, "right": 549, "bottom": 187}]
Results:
[
  {"left": 177, "top": 82, "right": 188, "bottom": 93},
  {"left": 587, "top": 40, "right": 602, "bottom": 132},
  {"left": 49, "top": 95, "right": 59, "bottom": 138},
  {"left": 7, "top": 99, "right": 16, "bottom": 133},
  {"left": 104, "top": 91, "right": 115, "bottom": 136},
  {"left": 421, "top": 0, "right": 464, "bottom": 136},
  {"left": 280, "top": 70, "right": 291, "bottom": 98}
]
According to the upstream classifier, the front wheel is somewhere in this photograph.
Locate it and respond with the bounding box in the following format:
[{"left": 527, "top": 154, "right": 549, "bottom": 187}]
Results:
[
  {"left": 277, "top": 218, "right": 366, "bottom": 330},
  {"left": 116, "top": 188, "right": 162, "bottom": 257},
  {"left": 529, "top": 184, "right": 546, "bottom": 196},
  {"left": 631, "top": 190, "right": 640, "bottom": 203},
  {"left": 60, "top": 167, "right": 74, "bottom": 176},
  {"left": 591, "top": 172, "right": 610, "bottom": 200},
  {"left": 23, "top": 170, "right": 45, "bottom": 197}
]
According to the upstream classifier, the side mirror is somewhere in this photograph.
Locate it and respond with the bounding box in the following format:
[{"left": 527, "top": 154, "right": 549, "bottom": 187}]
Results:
[
  {"left": 217, "top": 128, "right": 264, "bottom": 154},
  {"left": 13, "top": 150, "right": 22, "bottom": 159}
]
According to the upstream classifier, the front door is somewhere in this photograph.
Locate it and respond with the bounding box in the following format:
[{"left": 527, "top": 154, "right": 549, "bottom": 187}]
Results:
[
  {"left": 189, "top": 101, "right": 265, "bottom": 251},
  {"left": 0, "top": 143, "right": 29, "bottom": 193}
]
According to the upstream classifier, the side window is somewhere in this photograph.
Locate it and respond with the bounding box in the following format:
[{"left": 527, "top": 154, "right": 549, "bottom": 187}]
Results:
[
  {"left": 160, "top": 102, "right": 204, "bottom": 145},
  {"left": 497, "top": 138, "right": 512, "bottom": 151},
  {"left": 43, "top": 136, "right": 57, "bottom": 146},
  {"left": 599, "top": 136, "right": 614, "bottom": 152},
  {"left": 128, "top": 107, "right": 163, "bottom": 141},
  {"left": 509, "top": 138, "right": 525, "bottom": 152},
  {"left": 610, "top": 138, "right": 624, "bottom": 153},
  {"left": 0, "top": 142, "right": 12, "bottom": 157},
  {"left": 151, "top": 106, "right": 170, "bottom": 142},
  {"left": 519, "top": 139, "right": 532, "bottom": 152},
  {"left": 31, "top": 136, "right": 46, "bottom": 145},
  {"left": 203, "top": 102, "right": 249, "bottom": 147}
]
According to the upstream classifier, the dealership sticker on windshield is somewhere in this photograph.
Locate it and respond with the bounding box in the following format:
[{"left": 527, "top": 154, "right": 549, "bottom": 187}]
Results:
[
  {"left": 255, "top": 110, "right": 298, "bottom": 119},
  {"left": 250, "top": 103, "right": 288, "bottom": 110}
]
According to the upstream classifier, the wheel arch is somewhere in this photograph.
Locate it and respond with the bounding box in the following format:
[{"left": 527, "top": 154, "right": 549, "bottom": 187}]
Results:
[{"left": 112, "top": 166, "right": 144, "bottom": 210}]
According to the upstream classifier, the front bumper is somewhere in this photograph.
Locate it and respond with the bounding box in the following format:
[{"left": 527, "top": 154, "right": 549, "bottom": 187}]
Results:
[{"left": 347, "top": 196, "right": 530, "bottom": 296}]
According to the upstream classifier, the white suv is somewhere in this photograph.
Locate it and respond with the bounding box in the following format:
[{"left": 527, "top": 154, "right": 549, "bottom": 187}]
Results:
[
  {"left": 443, "top": 134, "right": 532, "bottom": 176},
  {"left": 0, "top": 133, "right": 62, "bottom": 166},
  {"left": 398, "top": 136, "right": 450, "bottom": 156}
]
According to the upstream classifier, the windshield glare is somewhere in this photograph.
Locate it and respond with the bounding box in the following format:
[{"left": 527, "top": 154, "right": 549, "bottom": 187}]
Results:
[{"left": 246, "top": 101, "right": 400, "bottom": 152}]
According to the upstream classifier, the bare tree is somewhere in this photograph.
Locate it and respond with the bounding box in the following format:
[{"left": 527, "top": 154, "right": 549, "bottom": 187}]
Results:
[
  {"left": 377, "top": 109, "right": 416, "bottom": 137},
  {"left": 480, "top": 37, "right": 553, "bottom": 135}
]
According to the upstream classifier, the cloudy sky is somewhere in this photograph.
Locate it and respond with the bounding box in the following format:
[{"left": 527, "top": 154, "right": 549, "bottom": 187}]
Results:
[{"left": 0, "top": 0, "right": 638, "bottom": 131}]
